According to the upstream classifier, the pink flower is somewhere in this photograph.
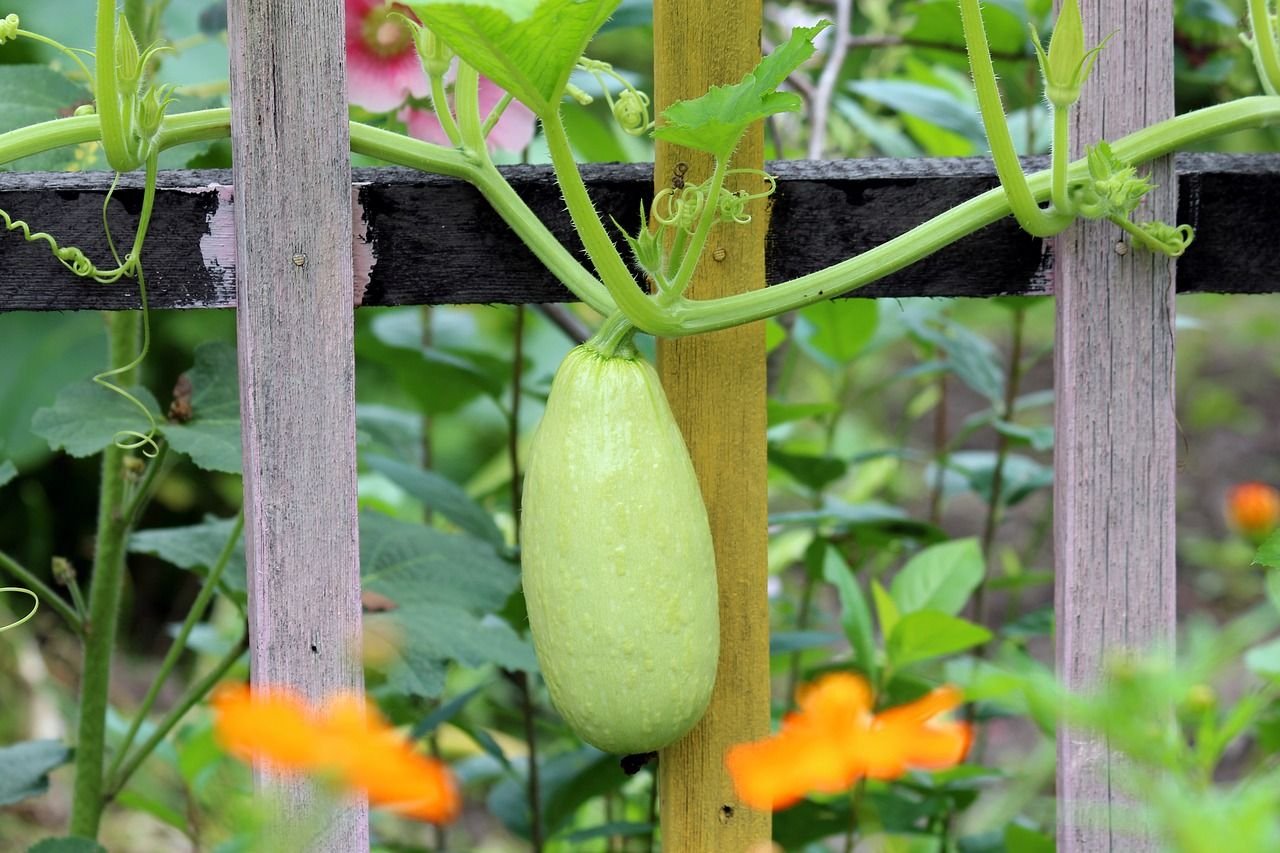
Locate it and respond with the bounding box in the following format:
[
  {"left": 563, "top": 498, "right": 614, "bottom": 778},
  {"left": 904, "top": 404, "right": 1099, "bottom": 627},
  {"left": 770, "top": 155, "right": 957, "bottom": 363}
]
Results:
[
  {"left": 345, "top": 0, "right": 429, "bottom": 113},
  {"left": 399, "top": 78, "right": 537, "bottom": 154}
]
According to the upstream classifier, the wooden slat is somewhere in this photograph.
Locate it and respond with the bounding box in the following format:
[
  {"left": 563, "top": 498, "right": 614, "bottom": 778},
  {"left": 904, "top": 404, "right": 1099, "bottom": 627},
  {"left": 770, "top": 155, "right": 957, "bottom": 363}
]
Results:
[
  {"left": 653, "top": 0, "right": 772, "bottom": 850},
  {"left": 226, "top": 0, "right": 367, "bottom": 847},
  {"left": 3, "top": 154, "right": 1280, "bottom": 311},
  {"left": 1055, "top": 1, "right": 1177, "bottom": 850}
]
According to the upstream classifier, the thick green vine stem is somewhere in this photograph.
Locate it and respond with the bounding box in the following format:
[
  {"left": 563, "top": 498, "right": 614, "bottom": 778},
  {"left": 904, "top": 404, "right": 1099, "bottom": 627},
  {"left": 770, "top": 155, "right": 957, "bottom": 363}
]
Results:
[
  {"left": 958, "top": 0, "right": 1074, "bottom": 237},
  {"left": 1246, "top": 0, "right": 1280, "bottom": 96},
  {"left": 585, "top": 310, "right": 639, "bottom": 359},
  {"left": 69, "top": 308, "right": 143, "bottom": 838}
]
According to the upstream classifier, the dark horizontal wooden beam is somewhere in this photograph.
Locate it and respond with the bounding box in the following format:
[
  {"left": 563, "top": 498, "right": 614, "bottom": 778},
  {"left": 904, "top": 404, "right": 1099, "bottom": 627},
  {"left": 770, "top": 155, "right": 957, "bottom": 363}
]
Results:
[{"left": 1, "top": 153, "right": 1278, "bottom": 312}]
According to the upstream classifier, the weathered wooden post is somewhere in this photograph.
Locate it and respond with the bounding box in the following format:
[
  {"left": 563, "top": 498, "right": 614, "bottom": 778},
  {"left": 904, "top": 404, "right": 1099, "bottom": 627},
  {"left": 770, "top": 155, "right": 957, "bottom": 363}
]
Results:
[
  {"left": 227, "top": 0, "right": 368, "bottom": 846},
  {"left": 655, "top": 1, "right": 773, "bottom": 849},
  {"left": 1055, "top": 0, "right": 1177, "bottom": 849}
]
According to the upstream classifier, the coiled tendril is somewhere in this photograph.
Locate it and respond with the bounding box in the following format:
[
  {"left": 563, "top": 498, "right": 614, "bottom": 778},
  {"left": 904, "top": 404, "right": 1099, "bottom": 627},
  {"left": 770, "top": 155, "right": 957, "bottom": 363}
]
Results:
[
  {"left": 577, "top": 57, "right": 653, "bottom": 137},
  {"left": 653, "top": 169, "right": 778, "bottom": 234},
  {"left": 0, "top": 587, "right": 38, "bottom": 634}
]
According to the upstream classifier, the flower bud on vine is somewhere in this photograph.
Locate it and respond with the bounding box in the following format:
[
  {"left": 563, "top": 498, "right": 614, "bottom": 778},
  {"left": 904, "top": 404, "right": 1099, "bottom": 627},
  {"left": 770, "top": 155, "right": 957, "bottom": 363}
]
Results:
[
  {"left": 1029, "top": 0, "right": 1111, "bottom": 110},
  {"left": 114, "top": 14, "right": 143, "bottom": 90},
  {"left": 74, "top": 103, "right": 96, "bottom": 116},
  {"left": 411, "top": 21, "right": 453, "bottom": 79},
  {"left": 0, "top": 13, "right": 19, "bottom": 45},
  {"left": 1069, "top": 142, "right": 1153, "bottom": 219},
  {"left": 134, "top": 84, "right": 174, "bottom": 145},
  {"left": 51, "top": 556, "right": 76, "bottom": 587},
  {"left": 1133, "top": 221, "right": 1194, "bottom": 257}
]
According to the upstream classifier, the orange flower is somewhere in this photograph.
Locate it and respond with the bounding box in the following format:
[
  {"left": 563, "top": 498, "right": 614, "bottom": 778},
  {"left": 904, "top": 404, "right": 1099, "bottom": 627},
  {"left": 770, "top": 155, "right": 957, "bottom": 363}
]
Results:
[
  {"left": 211, "top": 683, "right": 460, "bottom": 824},
  {"left": 1226, "top": 482, "right": 1280, "bottom": 538},
  {"left": 725, "top": 673, "right": 970, "bottom": 811}
]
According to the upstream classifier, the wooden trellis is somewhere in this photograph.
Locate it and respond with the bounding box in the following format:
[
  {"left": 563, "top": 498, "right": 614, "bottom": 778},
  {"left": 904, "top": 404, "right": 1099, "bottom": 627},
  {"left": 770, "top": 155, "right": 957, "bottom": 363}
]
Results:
[{"left": 0, "top": 0, "right": 1274, "bottom": 849}]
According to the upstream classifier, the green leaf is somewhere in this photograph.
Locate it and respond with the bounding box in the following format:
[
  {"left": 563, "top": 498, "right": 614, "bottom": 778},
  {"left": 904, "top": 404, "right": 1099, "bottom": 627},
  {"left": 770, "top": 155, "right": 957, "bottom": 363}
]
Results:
[
  {"left": 888, "top": 611, "right": 992, "bottom": 669},
  {"left": 31, "top": 382, "right": 162, "bottom": 458},
  {"left": 871, "top": 578, "right": 899, "bottom": 642},
  {"left": 359, "top": 511, "right": 518, "bottom": 612},
  {"left": 1255, "top": 531, "right": 1280, "bottom": 569},
  {"left": 845, "top": 79, "right": 985, "bottom": 144},
  {"left": 162, "top": 342, "right": 242, "bottom": 473},
  {"left": 128, "top": 516, "right": 247, "bottom": 596},
  {"left": 27, "top": 839, "right": 108, "bottom": 853},
  {"left": 411, "top": 683, "right": 488, "bottom": 738},
  {"left": 1245, "top": 637, "right": 1280, "bottom": 678},
  {"left": 1004, "top": 823, "right": 1055, "bottom": 853},
  {"left": 768, "top": 630, "right": 841, "bottom": 655},
  {"left": 797, "top": 298, "right": 879, "bottom": 365},
  {"left": 0, "top": 314, "right": 106, "bottom": 468},
  {"left": 907, "top": 316, "right": 1005, "bottom": 405},
  {"left": 488, "top": 747, "right": 617, "bottom": 839},
  {"left": 0, "top": 459, "right": 15, "bottom": 488},
  {"left": 0, "top": 739, "right": 71, "bottom": 806},
  {"left": 768, "top": 445, "right": 847, "bottom": 492},
  {"left": 890, "top": 538, "right": 984, "bottom": 616},
  {"left": 766, "top": 400, "right": 840, "bottom": 427},
  {"left": 941, "top": 452, "right": 1053, "bottom": 507},
  {"left": 1266, "top": 570, "right": 1280, "bottom": 616},
  {"left": 820, "top": 544, "right": 877, "bottom": 683},
  {"left": 382, "top": 603, "right": 535, "bottom": 671},
  {"left": 0, "top": 66, "right": 90, "bottom": 172},
  {"left": 654, "top": 23, "right": 828, "bottom": 158},
  {"left": 364, "top": 453, "right": 505, "bottom": 547},
  {"left": 407, "top": 0, "right": 620, "bottom": 115}
]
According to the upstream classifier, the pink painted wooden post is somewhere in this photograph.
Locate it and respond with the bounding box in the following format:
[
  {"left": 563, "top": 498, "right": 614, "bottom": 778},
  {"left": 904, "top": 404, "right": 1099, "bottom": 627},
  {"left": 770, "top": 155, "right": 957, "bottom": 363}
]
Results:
[
  {"left": 227, "top": 0, "right": 368, "bottom": 846},
  {"left": 1054, "top": 0, "right": 1177, "bottom": 849}
]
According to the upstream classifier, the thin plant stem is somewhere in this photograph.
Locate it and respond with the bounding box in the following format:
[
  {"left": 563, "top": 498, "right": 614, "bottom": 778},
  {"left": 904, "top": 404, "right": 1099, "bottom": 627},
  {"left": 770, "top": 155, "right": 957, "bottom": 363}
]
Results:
[
  {"left": 507, "top": 305, "right": 542, "bottom": 852},
  {"left": 785, "top": 571, "right": 818, "bottom": 708},
  {"left": 928, "top": 371, "right": 949, "bottom": 526},
  {"left": 516, "top": 671, "right": 544, "bottom": 852},
  {"left": 107, "top": 633, "right": 247, "bottom": 797},
  {"left": 808, "top": 0, "right": 853, "bottom": 160},
  {"left": 107, "top": 511, "right": 244, "bottom": 783},
  {"left": 973, "top": 307, "right": 1026, "bottom": 630},
  {"left": 646, "top": 766, "right": 658, "bottom": 853},
  {"left": 0, "top": 549, "right": 82, "bottom": 634},
  {"left": 123, "top": 441, "right": 169, "bottom": 526},
  {"left": 70, "top": 309, "right": 141, "bottom": 838},
  {"left": 843, "top": 777, "right": 868, "bottom": 853}
]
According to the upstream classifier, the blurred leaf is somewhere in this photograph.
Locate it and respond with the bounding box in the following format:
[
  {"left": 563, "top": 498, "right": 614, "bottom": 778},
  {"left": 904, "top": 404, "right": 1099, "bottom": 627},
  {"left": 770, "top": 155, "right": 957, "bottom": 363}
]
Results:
[
  {"left": 905, "top": 0, "right": 1028, "bottom": 57},
  {"left": 598, "top": 0, "right": 651, "bottom": 30},
  {"left": 359, "top": 511, "right": 517, "bottom": 611},
  {"left": 364, "top": 453, "right": 505, "bottom": 547},
  {"left": 0, "top": 739, "right": 70, "bottom": 806},
  {"left": 768, "top": 445, "right": 847, "bottom": 492},
  {"left": 993, "top": 419, "right": 1054, "bottom": 451},
  {"left": 411, "top": 683, "right": 489, "bottom": 738},
  {"left": 359, "top": 329, "right": 505, "bottom": 415},
  {"left": 488, "top": 747, "right": 619, "bottom": 839},
  {"left": 908, "top": 316, "right": 1005, "bottom": 405},
  {"left": 26, "top": 840, "right": 107, "bottom": 853},
  {"left": 1182, "top": 0, "right": 1238, "bottom": 26},
  {"left": 0, "top": 314, "right": 105, "bottom": 468},
  {"left": 846, "top": 79, "right": 984, "bottom": 143},
  {"left": 562, "top": 101, "right": 631, "bottom": 162},
  {"left": 771, "top": 499, "right": 946, "bottom": 544},
  {"left": 0, "top": 66, "right": 89, "bottom": 171},
  {"left": 1245, "top": 637, "right": 1280, "bottom": 678},
  {"left": 0, "top": 459, "right": 15, "bottom": 488},
  {"left": 834, "top": 95, "right": 922, "bottom": 158},
  {"left": 890, "top": 538, "right": 984, "bottom": 616},
  {"left": 1256, "top": 532, "right": 1280, "bottom": 569},
  {"left": 773, "top": 798, "right": 853, "bottom": 848},
  {"left": 820, "top": 544, "right": 877, "bottom": 683},
  {"left": 872, "top": 578, "right": 900, "bottom": 641},
  {"left": 1002, "top": 606, "right": 1054, "bottom": 638},
  {"left": 1267, "top": 571, "right": 1280, "bottom": 616},
  {"left": 888, "top": 611, "right": 992, "bottom": 668},
  {"left": 163, "top": 341, "right": 242, "bottom": 473},
  {"left": 355, "top": 404, "right": 423, "bottom": 462},
  {"left": 31, "top": 382, "right": 162, "bottom": 458},
  {"left": 796, "top": 299, "right": 879, "bottom": 365},
  {"left": 941, "top": 451, "right": 1052, "bottom": 506},
  {"left": 559, "top": 821, "right": 653, "bottom": 843},
  {"left": 375, "top": 649, "right": 446, "bottom": 701},
  {"left": 769, "top": 630, "right": 841, "bottom": 655},
  {"left": 766, "top": 400, "right": 840, "bottom": 427},
  {"left": 129, "top": 516, "right": 246, "bottom": 596}
]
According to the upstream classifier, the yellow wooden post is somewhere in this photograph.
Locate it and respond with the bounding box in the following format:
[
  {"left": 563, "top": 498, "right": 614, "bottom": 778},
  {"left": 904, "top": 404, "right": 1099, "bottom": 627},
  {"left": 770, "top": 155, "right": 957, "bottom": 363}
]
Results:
[{"left": 655, "top": 1, "right": 772, "bottom": 850}]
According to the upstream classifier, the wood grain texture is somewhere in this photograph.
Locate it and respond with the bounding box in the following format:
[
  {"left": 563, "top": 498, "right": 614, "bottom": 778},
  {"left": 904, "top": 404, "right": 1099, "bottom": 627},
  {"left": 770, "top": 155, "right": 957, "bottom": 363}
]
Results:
[
  {"left": 4, "top": 155, "right": 1279, "bottom": 311},
  {"left": 653, "top": 1, "right": 772, "bottom": 849},
  {"left": 226, "top": 0, "right": 368, "bottom": 847},
  {"left": 1054, "top": 1, "right": 1177, "bottom": 850}
]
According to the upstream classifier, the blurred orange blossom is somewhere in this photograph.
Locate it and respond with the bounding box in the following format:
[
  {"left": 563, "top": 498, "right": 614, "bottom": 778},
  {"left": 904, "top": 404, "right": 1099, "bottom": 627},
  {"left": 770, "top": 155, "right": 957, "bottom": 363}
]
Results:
[
  {"left": 212, "top": 683, "right": 460, "bottom": 824},
  {"left": 725, "top": 673, "right": 971, "bottom": 811},
  {"left": 1225, "top": 482, "right": 1280, "bottom": 538}
]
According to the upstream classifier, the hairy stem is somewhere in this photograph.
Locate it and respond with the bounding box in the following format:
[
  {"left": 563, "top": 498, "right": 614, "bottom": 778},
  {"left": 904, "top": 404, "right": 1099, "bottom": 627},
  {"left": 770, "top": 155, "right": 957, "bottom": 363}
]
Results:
[{"left": 69, "top": 310, "right": 141, "bottom": 838}]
